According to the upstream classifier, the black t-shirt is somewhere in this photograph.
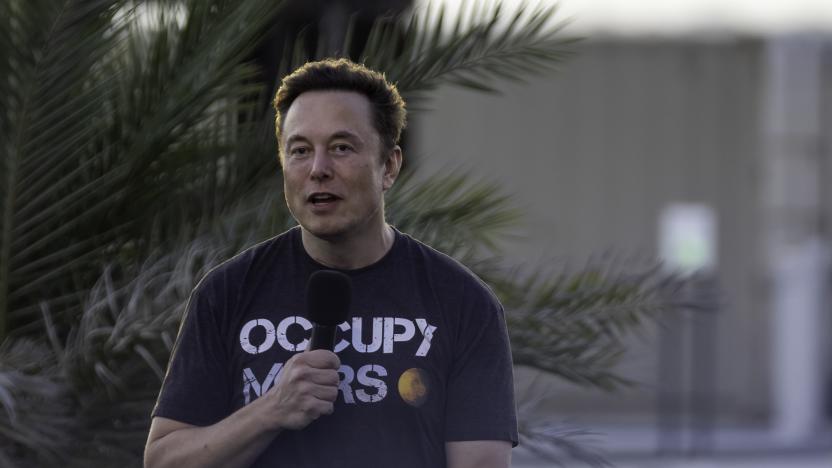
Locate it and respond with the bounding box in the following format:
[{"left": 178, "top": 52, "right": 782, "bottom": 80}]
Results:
[{"left": 152, "top": 227, "right": 518, "bottom": 467}]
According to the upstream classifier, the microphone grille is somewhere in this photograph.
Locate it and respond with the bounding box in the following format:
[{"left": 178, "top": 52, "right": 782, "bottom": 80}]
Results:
[{"left": 306, "top": 270, "right": 352, "bottom": 326}]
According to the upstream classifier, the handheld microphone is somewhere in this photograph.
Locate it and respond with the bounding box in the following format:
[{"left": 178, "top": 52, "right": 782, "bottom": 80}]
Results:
[{"left": 306, "top": 270, "right": 352, "bottom": 351}]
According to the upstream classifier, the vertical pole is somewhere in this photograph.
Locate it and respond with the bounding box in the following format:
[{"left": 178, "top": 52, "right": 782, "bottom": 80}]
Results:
[{"left": 762, "top": 36, "right": 828, "bottom": 443}]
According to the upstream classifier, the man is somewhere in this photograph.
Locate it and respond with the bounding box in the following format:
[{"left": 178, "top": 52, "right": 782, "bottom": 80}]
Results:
[{"left": 144, "top": 58, "right": 517, "bottom": 468}]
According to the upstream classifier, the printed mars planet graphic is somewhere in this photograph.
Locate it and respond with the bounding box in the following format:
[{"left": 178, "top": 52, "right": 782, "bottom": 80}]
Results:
[{"left": 398, "top": 368, "right": 430, "bottom": 407}]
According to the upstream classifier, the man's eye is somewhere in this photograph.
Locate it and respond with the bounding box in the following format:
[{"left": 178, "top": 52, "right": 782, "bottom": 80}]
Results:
[
  {"left": 289, "top": 147, "right": 309, "bottom": 157},
  {"left": 332, "top": 144, "right": 352, "bottom": 153}
]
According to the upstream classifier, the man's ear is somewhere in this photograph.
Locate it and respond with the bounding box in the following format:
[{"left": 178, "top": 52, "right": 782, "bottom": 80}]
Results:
[{"left": 382, "top": 145, "right": 403, "bottom": 192}]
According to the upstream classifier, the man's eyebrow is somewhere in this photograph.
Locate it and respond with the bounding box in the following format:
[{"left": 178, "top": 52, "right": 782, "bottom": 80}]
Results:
[
  {"left": 284, "top": 134, "right": 308, "bottom": 147},
  {"left": 330, "top": 130, "right": 363, "bottom": 143},
  {"left": 284, "top": 130, "right": 364, "bottom": 147}
]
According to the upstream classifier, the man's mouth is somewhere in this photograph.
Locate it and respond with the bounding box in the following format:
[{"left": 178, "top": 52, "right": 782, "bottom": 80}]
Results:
[{"left": 307, "top": 192, "right": 340, "bottom": 205}]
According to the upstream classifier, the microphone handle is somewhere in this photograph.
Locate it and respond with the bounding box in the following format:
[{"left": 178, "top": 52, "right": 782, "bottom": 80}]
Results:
[{"left": 310, "top": 324, "right": 337, "bottom": 351}]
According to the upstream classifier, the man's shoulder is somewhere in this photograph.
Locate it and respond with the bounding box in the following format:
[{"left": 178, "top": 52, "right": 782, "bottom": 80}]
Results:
[
  {"left": 396, "top": 230, "right": 465, "bottom": 271},
  {"left": 395, "top": 229, "right": 495, "bottom": 296},
  {"left": 199, "top": 227, "right": 298, "bottom": 287}
]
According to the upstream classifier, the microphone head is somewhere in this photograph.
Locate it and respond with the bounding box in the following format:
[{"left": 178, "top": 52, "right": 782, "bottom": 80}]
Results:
[{"left": 306, "top": 270, "right": 352, "bottom": 326}]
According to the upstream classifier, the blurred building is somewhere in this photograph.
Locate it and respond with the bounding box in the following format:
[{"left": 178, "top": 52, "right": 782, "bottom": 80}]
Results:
[{"left": 412, "top": 35, "right": 832, "bottom": 457}]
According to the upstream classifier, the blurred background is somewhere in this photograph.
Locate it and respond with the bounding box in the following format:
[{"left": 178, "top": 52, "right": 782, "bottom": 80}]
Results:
[
  {"left": 1, "top": 0, "right": 831, "bottom": 467},
  {"left": 414, "top": 0, "right": 832, "bottom": 467}
]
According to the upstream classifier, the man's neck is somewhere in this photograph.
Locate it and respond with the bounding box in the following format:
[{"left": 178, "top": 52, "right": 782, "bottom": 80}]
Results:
[{"left": 301, "top": 224, "right": 395, "bottom": 270}]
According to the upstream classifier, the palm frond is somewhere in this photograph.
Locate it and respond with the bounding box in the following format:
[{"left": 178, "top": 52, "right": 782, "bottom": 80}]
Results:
[
  {"left": 497, "top": 260, "right": 691, "bottom": 391},
  {"left": 1, "top": 0, "right": 286, "bottom": 337},
  {"left": 519, "top": 423, "right": 612, "bottom": 468},
  {"left": 277, "top": 1, "right": 575, "bottom": 101},
  {"left": 54, "top": 192, "right": 285, "bottom": 465},
  {"left": 356, "top": 1, "right": 578, "bottom": 99},
  {"left": 0, "top": 337, "right": 76, "bottom": 467},
  {"left": 1, "top": 0, "right": 124, "bottom": 339},
  {"left": 386, "top": 170, "right": 522, "bottom": 261}
]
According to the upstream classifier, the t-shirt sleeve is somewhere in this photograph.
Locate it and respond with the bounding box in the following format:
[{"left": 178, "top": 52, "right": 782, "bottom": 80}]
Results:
[
  {"left": 151, "top": 274, "right": 232, "bottom": 426},
  {"left": 444, "top": 279, "right": 519, "bottom": 446}
]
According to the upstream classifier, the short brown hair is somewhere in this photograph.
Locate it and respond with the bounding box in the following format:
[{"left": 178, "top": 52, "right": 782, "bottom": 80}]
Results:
[{"left": 273, "top": 58, "right": 407, "bottom": 155}]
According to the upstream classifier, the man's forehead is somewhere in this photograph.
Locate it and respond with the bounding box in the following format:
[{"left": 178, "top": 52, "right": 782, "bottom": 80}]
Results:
[
  {"left": 282, "top": 90, "right": 376, "bottom": 142},
  {"left": 286, "top": 90, "right": 372, "bottom": 121}
]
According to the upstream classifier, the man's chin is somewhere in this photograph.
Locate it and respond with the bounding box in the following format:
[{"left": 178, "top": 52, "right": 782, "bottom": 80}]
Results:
[{"left": 300, "top": 223, "right": 348, "bottom": 242}]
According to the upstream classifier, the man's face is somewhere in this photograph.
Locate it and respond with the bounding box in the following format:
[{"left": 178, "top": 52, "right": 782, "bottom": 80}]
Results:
[{"left": 280, "top": 90, "right": 400, "bottom": 242}]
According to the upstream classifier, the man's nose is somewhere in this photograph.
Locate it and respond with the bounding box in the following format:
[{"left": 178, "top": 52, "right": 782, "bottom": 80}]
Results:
[{"left": 309, "top": 151, "right": 333, "bottom": 180}]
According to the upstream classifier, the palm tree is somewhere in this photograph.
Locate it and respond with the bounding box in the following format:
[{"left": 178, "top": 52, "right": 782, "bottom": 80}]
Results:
[{"left": 0, "top": 1, "right": 700, "bottom": 465}]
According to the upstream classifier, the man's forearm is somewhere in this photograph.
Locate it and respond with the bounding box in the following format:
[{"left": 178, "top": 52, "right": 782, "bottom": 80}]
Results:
[
  {"left": 145, "top": 350, "right": 340, "bottom": 468},
  {"left": 446, "top": 440, "right": 512, "bottom": 468},
  {"left": 144, "top": 399, "right": 279, "bottom": 468}
]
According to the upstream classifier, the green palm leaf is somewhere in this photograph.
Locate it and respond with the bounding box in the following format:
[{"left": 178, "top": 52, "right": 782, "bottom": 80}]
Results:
[
  {"left": 0, "top": 337, "right": 76, "bottom": 467},
  {"left": 0, "top": 0, "right": 286, "bottom": 338},
  {"left": 499, "top": 263, "right": 684, "bottom": 390},
  {"left": 1, "top": 0, "right": 122, "bottom": 339},
  {"left": 387, "top": 170, "right": 521, "bottom": 260},
  {"left": 358, "top": 1, "right": 577, "bottom": 99}
]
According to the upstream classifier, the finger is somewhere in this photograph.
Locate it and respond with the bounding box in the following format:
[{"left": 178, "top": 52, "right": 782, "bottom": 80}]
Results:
[
  {"left": 309, "top": 383, "right": 338, "bottom": 402},
  {"left": 303, "top": 349, "right": 340, "bottom": 369},
  {"left": 304, "top": 398, "right": 334, "bottom": 418},
  {"left": 305, "top": 368, "right": 339, "bottom": 386},
  {"left": 313, "top": 399, "right": 335, "bottom": 416}
]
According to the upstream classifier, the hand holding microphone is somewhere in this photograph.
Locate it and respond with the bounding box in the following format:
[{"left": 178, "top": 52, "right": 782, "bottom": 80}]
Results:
[{"left": 261, "top": 270, "right": 351, "bottom": 431}]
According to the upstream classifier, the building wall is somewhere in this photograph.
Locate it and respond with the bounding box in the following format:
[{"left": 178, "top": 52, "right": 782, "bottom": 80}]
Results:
[{"left": 411, "top": 39, "right": 773, "bottom": 422}]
